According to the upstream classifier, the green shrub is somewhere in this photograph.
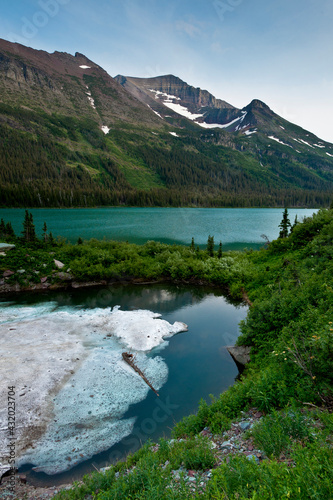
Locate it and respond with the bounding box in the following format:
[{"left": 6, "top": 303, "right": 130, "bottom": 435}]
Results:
[{"left": 251, "top": 408, "right": 314, "bottom": 458}]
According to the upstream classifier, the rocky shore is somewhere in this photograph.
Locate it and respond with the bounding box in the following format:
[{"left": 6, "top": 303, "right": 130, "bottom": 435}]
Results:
[{"left": 0, "top": 408, "right": 265, "bottom": 499}]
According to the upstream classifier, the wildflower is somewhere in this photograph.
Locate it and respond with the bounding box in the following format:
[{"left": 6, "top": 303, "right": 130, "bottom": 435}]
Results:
[
  {"left": 284, "top": 358, "right": 287, "bottom": 360},
  {"left": 312, "top": 376, "right": 316, "bottom": 380}
]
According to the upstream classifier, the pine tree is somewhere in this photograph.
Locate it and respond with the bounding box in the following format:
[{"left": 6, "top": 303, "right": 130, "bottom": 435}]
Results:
[
  {"left": 290, "top": 215, "right": 298, "bottom": 233},
  {"left": 22, "top": 210, "right": 36, "bottom": 242},
  {"left": 278, "top": 208, "right": 291, "bottom": 238},
  {"left": 190, "top": 237, "right": 195, "bottom": 251},
  {"left": 207, "top": 235, "right": 214, "bottom": 257},
  {"left": 0, "top": 218, "right": 5, "bottom": 237},
  {"left": 5, "top": 222, "right": 15, "bottom": 238},
  {"left": 42, "top": 222, "right": 48, "bottom": 243},
  {"left": 217, "top": 241, "right": 222, "bottom": 258}
]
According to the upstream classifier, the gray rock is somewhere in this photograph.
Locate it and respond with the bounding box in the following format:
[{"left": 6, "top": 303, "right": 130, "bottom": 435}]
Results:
[
  {"left": 0, "top": 243, "right": 15, "bottom": 252},
  {"left": 246, "top": 454, "right": 259, "bottom": 464},
  {"left": 227, "top": 346, "right": 251, "bottom": 369},
  {"left": 239, "top": 421, "right": 252, "bottom": 431},
  {"left": 54, "top": 259, "right": 65, "bottom": 269},
  {"left": 3, "top": 270, "right": 14, "bottom": 277}
]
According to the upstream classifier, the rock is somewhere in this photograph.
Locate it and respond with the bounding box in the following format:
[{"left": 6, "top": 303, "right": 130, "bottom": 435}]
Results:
[
  {"left": 54, "top": 259, "right": 65, "bottom": 269},
  {"left": 239, "top": 421, "right": 251, "bottom": 431},
  {"left": 53, "top": 272, "right": 73, "bottom": 281},
  {"left": 100, "top": 466, "right": 112, "bottom": 473},
  {"left": 0, "top": 243, "right": 15, "bottom": 252},
  {"left": 41, "top": 276, "right": 48, "bottom": 283},
  {"left": 227, "top": 346, "right": 251, "bottom": 371},
  {"left": 246, "top": 454, "right": 259, "bottom": 464},
  {"left": 17, "top": 269, "right": 26, "bottom": 274},
  {"left": 3, "top": 270, "right": 14, "bottom": 277}
]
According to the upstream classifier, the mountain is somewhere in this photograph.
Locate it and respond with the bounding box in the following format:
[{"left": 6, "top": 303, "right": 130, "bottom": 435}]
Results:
[{"left": 0, "top": 38, "right": 332, "bottom": 209}]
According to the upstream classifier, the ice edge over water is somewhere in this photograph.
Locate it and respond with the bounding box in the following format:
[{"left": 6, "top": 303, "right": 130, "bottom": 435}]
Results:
[{"left": 0, "top": 304, "right": 187, "bottom": 474}]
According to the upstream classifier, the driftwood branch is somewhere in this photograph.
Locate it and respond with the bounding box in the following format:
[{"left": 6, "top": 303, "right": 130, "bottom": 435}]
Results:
[{"left": 122, "top": 352, "right": 159, "bottom": 396}]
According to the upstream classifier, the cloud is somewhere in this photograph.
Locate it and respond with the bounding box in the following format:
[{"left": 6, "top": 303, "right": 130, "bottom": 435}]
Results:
[
  {"left": 210, "top": 41, "right": 229, "bottom": 55},
  {"left": 175, "top": 19, "right": 202, "bottom": 38}
]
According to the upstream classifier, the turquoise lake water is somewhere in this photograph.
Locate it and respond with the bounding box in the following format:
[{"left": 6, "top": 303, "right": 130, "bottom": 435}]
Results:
[{"left": 0, "top": 207, "right": 317, "bottom": 250}]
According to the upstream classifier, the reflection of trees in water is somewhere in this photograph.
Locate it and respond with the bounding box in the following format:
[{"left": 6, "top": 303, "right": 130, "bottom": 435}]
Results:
[{"left": 3, "top": 283, "right": 243, "bottom": 315}]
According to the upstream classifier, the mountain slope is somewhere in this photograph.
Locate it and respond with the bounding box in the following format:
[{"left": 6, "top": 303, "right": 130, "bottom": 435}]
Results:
[{"left": 0, "top": 39, "right": 332, "bottom": 208}]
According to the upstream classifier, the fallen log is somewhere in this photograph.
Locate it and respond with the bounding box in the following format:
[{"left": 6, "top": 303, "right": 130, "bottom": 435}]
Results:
[{"left": 122, "top": 352, "right": 159, "bottom": 396}]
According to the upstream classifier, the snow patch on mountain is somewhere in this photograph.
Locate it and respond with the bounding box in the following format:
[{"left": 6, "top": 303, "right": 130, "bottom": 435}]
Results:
[
  {"left": 195, "top": 114, "right": 244, "bottom": 130},
  {"left": 169, "top": 132, "right": 179, "bottom": 137},
  {"left": 149, "top": 89, "right": 181, "bottom": 101},
  {"left": 298, "top": 138, "right": 315, "bottom": 149},
  {"left": 268, "top": 136, "right": 293, "bottom": 148},
  {"left": 101, "top": 126, "right": 110, "bottom": 134},
  {"left": 85, "top": 90, "right": 96, "bottom": 109},
  {"left": 244, "top": 129, "right": 257, "bottom": 136},
  {"left": 79, "top": 65, "right": 91, "bottom": 69},
  {"left": 235, "top": 111, "right": 248, "bottom": 131},
  {"left": 313, "top": 143, "right": 325, "bottom": 148},
  {"left": 326, "top": 152, "right": 333, "bottom": 158},
  {"left": 163, "top": 101, "right": 204, "bottom": 120},
  {"left": 147, "top": 104, "right": 162, "bottom": 119}
]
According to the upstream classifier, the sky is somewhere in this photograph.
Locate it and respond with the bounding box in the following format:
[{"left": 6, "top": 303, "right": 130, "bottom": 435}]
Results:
[{"left": 1, "top": 0, "right": 333, "bottom": 142}]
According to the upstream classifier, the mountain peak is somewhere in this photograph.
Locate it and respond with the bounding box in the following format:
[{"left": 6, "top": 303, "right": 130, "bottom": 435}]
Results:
[{"left": 247, "top": 99, "right": 271, "bottom": 111}]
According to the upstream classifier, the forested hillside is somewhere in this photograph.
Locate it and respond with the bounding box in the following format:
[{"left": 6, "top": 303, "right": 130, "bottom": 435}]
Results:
[{"left": 0, "top": 38, "right": 333, "bottom": 208}]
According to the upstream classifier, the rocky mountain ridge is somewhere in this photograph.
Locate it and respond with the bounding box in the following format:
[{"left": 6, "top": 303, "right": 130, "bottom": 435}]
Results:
[{"left": 0, "top": 38, "right": 332, "bottom": 208}]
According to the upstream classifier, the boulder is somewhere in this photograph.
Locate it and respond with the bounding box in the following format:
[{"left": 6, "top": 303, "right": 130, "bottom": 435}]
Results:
[
  {"left": 3, "top": 270, "right": 14, "bottom": 278},
  {"left": 54, "top": 259, "right": 65, "bottom": 269},
  {"left": 227, "top": 346, "right": 251, "bottom": 372}
]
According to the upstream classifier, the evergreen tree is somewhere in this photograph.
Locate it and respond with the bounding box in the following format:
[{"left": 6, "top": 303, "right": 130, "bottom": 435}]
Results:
[
  {"left": 22, "top": 210, "right": 36, "bottom": 242},
  {"left": 278, "top": 208, "right": 291, "bottom": 238},
  {"left": 190, "top": 237, "right": 195, "bottom": 251},
  {"left": 217, "top": 241, "right": 222, "bottom": 259},
  {"left": 49, "top": 232, "right": 55, "bottom": 246},
  {"left": 77, "top": 237, "right": 83, "bottom": 245},
  {"left": 207, "top": 235, "right": 215, "bottom": 257},
  {"left": 42, "top": 221, "right": 48, "bottom": 243},
  {"left": 5, "top": 222, "right": 15, "bottom": 238},
  {"left": 0, "top": 218, "right": 5, "bottom": 237},
  {"left": 290, "top": 215, "right": 298, "bottom": 233}
]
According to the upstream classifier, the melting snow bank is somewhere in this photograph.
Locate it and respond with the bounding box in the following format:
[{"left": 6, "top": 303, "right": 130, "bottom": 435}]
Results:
[{"left": 0, "top": 304, "right": 187, "bottom": 475}]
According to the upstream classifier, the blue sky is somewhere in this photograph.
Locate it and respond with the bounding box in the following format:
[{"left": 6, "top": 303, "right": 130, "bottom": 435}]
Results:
[{"left": 2, "top": 0, "right": 333, "bottom": 142}]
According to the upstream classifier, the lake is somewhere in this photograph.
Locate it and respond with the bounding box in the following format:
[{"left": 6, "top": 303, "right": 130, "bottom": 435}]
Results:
[{"left": 0, "top": 207, "right": 317, "bottom": 250}]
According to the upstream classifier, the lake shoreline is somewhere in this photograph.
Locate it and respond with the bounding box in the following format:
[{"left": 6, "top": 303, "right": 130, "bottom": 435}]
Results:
[{"left": 0, "top": 275, "right": 231, "bottom": 299}]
